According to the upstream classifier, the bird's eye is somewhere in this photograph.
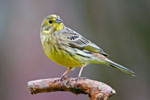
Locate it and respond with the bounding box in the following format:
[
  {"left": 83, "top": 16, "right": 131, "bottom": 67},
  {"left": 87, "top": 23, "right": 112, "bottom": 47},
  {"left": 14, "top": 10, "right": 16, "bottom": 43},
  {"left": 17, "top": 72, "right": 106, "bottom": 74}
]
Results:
[{"left": 49, "top": 20, "right": 53, "bottom": 24}]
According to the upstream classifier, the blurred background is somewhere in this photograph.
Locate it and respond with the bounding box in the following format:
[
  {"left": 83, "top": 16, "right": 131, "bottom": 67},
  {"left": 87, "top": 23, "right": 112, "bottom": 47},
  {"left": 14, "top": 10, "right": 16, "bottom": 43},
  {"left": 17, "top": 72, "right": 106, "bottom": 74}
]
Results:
[{"left": 0, "top": 0, "right": 149, "bottom": 100}]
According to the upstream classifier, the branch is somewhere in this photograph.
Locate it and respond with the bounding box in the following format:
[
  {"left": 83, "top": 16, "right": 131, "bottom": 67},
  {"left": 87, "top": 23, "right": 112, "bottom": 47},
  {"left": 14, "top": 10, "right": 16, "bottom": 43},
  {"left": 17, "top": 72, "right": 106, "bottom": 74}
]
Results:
[{"left": 28, "top": 77, "right": 116, "bottom": 100}]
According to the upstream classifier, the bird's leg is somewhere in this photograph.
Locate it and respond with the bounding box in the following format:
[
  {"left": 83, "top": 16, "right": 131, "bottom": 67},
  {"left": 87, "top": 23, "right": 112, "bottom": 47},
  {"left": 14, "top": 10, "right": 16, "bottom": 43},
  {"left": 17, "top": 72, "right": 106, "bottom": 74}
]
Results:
[
  {"left": 60, "top": 67, "right": 71, "bottom": 79},
  {"left": 78, "top": 66, "right": 84, "bottom": 78},
  {"left": 75, "top": 66, "right": 87, "bottom": 88},
  {"left": 59, "top": 67, "right": 71, "bottom": 89},
  {"left": 78, "top": 66, "right": 87, "bottom": 79}
]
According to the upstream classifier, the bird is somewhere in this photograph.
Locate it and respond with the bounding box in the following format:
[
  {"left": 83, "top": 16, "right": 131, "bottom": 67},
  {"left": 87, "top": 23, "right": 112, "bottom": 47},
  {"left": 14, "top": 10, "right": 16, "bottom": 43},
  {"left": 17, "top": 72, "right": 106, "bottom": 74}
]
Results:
[{"left": 40, "top": 14, "right": 136, "bottom": 80}]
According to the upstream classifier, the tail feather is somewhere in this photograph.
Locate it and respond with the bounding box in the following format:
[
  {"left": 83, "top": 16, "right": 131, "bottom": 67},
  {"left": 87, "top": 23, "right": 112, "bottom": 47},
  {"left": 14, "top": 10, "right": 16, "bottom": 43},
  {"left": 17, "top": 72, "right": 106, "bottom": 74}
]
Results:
[
  {"left": 105, "top": 59, "right": 136, "bottom": 76},
  {"left": 93, "top": 53, "right": 136, "bottom": 76}
]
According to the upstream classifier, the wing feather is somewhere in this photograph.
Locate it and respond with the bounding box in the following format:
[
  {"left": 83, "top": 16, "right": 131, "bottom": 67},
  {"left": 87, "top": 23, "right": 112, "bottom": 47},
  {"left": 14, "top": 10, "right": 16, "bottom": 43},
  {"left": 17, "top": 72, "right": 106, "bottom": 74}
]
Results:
[{"left": 59, "top": 27, "right": 108, "bottom": 56}]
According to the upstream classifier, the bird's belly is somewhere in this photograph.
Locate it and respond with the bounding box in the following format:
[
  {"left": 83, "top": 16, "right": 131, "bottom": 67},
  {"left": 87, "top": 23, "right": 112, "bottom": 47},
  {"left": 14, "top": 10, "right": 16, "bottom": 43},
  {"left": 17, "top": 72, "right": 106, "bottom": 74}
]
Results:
[{"left": 43, "top": 46, "right": 85, "bottom": 68}]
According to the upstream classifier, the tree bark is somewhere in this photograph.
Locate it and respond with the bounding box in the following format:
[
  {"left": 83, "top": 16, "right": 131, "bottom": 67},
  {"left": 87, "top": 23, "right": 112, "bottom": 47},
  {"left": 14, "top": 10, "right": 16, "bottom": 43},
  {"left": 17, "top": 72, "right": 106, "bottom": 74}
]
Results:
[{"left": 28, "top": 77, "right": 116, "bottom": 100}]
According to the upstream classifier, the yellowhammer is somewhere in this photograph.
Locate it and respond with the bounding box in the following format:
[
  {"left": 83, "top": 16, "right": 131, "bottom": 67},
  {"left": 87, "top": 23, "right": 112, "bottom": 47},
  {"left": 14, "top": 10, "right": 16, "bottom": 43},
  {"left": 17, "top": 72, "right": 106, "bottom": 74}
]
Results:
[{"left": 40, "top": 14, "right": 136, "bottom": 79}]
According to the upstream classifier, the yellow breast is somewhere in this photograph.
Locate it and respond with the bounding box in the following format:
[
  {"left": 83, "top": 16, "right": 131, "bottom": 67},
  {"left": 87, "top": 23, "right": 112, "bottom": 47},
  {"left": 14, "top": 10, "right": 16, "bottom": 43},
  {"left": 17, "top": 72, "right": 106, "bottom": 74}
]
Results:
[
  {"left": 44, "top": 46, "right": 85, "bottom": 68},
  {"left": 41, "top": 37, "right": 85, "bottom": 68}
]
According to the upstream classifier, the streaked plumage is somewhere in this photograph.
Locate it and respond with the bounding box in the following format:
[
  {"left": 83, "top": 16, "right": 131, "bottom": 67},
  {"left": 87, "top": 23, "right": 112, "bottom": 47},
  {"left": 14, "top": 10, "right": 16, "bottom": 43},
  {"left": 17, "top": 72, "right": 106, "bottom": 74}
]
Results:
[{"left": 40, "top": 14, "right": 136, "bottom": 78}]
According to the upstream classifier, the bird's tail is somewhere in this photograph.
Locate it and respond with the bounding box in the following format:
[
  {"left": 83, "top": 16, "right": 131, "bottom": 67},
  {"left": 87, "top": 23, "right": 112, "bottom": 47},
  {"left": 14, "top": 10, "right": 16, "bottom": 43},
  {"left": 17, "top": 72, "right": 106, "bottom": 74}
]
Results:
[{"left": 105, "top": 58, "right": 136, "bottom": 76}]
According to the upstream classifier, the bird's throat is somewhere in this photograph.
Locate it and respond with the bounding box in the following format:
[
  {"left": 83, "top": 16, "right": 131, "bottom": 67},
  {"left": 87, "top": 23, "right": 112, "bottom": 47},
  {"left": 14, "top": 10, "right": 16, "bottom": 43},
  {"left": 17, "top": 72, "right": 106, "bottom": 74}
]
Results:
[{"left": 55, "top": 23, "right": 64, "bottom": 31}]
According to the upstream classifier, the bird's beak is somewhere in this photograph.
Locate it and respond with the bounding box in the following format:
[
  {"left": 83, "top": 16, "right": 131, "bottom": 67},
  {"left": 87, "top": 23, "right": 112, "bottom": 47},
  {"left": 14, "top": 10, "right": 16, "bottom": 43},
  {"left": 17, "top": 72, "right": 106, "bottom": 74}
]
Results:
[{"left": 56, "top": 19, "right": 63, "bottom": 23}]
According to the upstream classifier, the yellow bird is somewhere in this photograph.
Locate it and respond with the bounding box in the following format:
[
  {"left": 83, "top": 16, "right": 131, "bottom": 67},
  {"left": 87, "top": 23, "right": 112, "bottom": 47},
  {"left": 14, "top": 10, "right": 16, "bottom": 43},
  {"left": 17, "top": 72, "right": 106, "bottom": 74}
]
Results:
[{"left": 40, "top": 14, "right": 136, "bottom": 79}]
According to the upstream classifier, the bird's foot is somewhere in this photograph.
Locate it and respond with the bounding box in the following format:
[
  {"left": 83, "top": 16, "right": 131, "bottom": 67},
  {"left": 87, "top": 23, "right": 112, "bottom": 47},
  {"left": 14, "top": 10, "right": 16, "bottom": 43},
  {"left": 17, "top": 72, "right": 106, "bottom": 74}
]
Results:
[
  {"left": 59, "top": 75, "right": 68, "bottom": 89},
  {"left": 75, "top": 77, "right": 87, "bottom": 89}
]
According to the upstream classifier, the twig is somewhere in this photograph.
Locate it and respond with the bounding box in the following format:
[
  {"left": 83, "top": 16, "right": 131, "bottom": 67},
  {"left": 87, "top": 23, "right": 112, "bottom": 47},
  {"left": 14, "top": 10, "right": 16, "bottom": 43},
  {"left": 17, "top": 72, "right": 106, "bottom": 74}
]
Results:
[{"left": 28, "top": 77, "right": 116, "bottom": 100}]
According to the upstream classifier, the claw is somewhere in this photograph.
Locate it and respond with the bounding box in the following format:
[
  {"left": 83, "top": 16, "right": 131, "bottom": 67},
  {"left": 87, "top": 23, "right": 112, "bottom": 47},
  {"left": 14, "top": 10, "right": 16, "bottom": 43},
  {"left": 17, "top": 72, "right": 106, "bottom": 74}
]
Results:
[
  {"left": 78, "top": 77, "right": 87, "bottom": 79},
  {"left": 75, "top": 66, "right": 86, "bottom": 88},
  {"left": 59, "top": 68, "right": 71, "bottom": 89},
  {"left": 59, "top": 75, "right": 68, "bottom": 89},
  {"left": 75, "top": 76, "right": 87, "bottom": 89}
]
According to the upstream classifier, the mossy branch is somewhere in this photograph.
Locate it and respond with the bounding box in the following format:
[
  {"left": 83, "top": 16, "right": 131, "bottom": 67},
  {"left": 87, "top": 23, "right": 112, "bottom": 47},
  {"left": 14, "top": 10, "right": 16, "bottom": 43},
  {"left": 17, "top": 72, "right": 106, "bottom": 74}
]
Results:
[{"left": 28, "top": 77, "right": 115, "bottom": 100}]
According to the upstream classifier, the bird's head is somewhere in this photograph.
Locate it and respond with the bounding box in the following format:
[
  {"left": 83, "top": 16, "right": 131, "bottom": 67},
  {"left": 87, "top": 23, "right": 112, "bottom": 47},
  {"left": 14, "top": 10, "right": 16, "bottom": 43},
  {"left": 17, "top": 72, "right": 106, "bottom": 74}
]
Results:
[{"left": 41, "top": 14, "right": 64, "bottom": 34}]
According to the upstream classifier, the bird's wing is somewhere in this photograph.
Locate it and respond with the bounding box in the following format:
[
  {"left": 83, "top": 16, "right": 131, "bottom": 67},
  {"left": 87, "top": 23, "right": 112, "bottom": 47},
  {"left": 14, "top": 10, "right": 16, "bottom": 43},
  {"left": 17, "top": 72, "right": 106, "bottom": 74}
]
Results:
[{"left": 60, "top": 27, "right": 108, "bottom": 56}]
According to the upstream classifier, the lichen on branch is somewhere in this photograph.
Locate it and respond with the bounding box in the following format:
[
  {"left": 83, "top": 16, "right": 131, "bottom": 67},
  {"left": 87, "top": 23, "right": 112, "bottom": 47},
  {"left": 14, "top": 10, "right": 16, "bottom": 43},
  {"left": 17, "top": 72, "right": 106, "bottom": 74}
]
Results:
[{"left": 28, "top": 77, "right": 115, "bottom": 100}]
